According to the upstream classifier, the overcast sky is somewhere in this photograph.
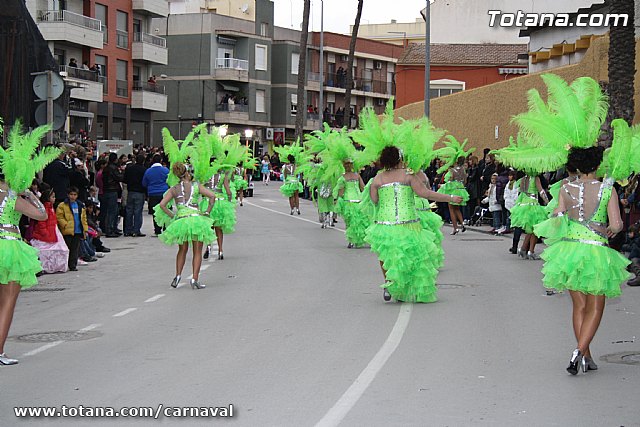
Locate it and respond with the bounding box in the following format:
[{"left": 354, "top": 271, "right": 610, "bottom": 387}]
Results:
[{"left": 273, "top": 0, "right": 429, "bottom": 34}]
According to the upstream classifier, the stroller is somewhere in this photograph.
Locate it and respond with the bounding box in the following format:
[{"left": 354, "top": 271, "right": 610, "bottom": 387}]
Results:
[{"left": 470, "top": 204, "right": 493, "bottom": 226}]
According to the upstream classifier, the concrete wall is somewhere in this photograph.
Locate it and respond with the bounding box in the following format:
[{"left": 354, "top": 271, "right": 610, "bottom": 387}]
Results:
[
  {"left": 169, "top": 0, "right": 256, "bottom": 21},
  {"left": 394, "top": 35, "right": 640, "bottom": 151}
]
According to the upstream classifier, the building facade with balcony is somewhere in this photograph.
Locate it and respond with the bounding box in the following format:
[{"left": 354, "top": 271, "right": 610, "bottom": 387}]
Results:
[
  {"left": 28, "top": 0, "right": 169, "bottom": 145},
  {"left": 154, "top": 1, "right": 401, "bottom": 151}
]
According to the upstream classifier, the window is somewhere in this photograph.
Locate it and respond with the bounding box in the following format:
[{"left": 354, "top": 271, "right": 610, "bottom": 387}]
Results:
[
  {"left": 116, "top": 11, "right": 128, "bottom": 49},
  {"left": 291, "top": 53, "right": 299, "bottom": 75},
  {"left": 290, "top": 93, "right": 297, "bottom": 115},
  {"left": 255, "top": 45, "right": 267, "bottom": 70},
  {"left": 95, "top": 54, "right": 107, "bottom": 93},
  {"left": 255, "top": 89, "right": 265, "bottom": 112},
  {"left": 96, "top": 4, "right": 107, "bottom": 43},
  {"left": 54, "top": 48, "right": 65, "bottom": 67},
  {"left": 260, "top": 23, "right": 269, "bottom": 37},
  {"left": 116, "top": 59, "right": 128, "bottom": 97}
]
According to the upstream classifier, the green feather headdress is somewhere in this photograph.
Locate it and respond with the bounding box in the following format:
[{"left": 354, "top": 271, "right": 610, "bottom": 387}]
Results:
[
  {"left": 351, "top": 99, "right": 405, "bottom": 165},
  {"left": 514, "top": 74, "right": 608, "bottom": 151},
  {"left": 434, "top": 135, "right": 475, "bottom": 174},
  {"left": 242, "top": 148, "right": 258, "bottom": 171},
  {"left": 316, "top": 128, "right": 360, "bottom": 184},
  {"left": 162, "top": 125, "right": 207, "bottom": 186},
  {"left": 598, "top": 119, "right": 640, "bottom": 181},
  {"left": 212, "top": 134, "right": 246, "bottom": 173},
  {"left": 398, "top": 117, "right": 445, "bottom": 173},
  {"left": 274, "top": 138, "right": 306, "bottom": 166},
  {"left": 492, "top": 132, "right": 568, "bottom": 176},
  {"left": 0, "top": 121, "right": 61, "bottom": 192}
]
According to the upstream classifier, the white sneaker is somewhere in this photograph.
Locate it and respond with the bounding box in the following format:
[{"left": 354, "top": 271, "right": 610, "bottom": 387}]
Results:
[
  {"left": 95, "top": 253, "right": 105, "bottom": 258},
  {"left": 77, "top": 259, "right": 88, "bottom": 266},
  {"left": 495, "top": 226, "right": 507, "bottom": 234}
]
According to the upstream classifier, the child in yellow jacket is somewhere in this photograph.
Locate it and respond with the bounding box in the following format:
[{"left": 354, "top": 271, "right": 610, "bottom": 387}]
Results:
[{"left": 56, "top": 186, "right": 88, "bottom": 271}]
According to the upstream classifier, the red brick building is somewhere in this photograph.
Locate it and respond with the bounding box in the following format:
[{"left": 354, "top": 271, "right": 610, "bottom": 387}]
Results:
[{"left": 395, "top": 43, "right": 528, "bottom": 108}]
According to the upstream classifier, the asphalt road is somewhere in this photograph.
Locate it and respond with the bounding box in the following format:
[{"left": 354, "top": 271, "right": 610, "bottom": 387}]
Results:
[{"left": 2, "top": 182, "right": 639, "bottom": 426}]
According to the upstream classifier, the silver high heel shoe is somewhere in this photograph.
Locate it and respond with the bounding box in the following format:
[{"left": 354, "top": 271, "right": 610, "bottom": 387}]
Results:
[
  {"left": 218, "top": 252, "right": 224, "bottom": 260},
  {"left": 567, "top": 349, "right": 583, "bottom": 375},
  {"left": 584, "top": 356, "right": 598, "bottom": 370},
  {"left": 0, "top": 353, "right": 18, "bottom": 365},
  {"left": 190, "top": 278, "right": 205, "bottom": 289},
  {"left": 170, "top": 275, "right": 181, "bottom": 288},
  {"left": 297, "top": 208, "right": 301, "bottom": 215}
]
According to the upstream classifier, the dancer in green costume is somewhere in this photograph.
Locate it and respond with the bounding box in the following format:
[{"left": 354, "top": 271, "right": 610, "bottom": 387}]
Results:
[{"left": 0, "top": 121, "right": 60, "bottom": 365}]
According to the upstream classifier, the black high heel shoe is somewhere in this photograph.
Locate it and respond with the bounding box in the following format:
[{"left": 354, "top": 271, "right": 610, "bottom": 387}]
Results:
[
  {"left": 383, "top": 289, "right": 391, "bottom": 301},
  {"left": 450, "top": 229, "right": 459, "bottom": 235},
  {"left": 567, "top": 349, "right": 583, "bottom": 375},
  {"left": 218, "top": 252, "right": 224, "bottom": 260},
  {"left": 461, "top": 225, "right": 466, "bottom": 233},
  {"left": 170, "top": 275, "right": 181, "bottom": 288}
]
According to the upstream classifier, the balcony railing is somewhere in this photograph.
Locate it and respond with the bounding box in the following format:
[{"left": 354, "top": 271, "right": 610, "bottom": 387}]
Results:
[
  {"left": 216, "top": 103, "right": 249, "bottom": 113},
  {"left": 215, "top": 58, "right": 249, "bottom": 70},
  {"left": 116, "top": 80, "right": 128, "bottom": 97},
  {"left": 59, "top": 65, "right": 99, "bottom": 82},
  {"left": 307, "top": 72, "right": 321, "bottom": 82},
  {"left": 133, "top": 81, "right": 166, "bottom": 94},
  {"left": 116, "top": 30, "right": 129, "bottom": 48},
  {"left": 37, "top": 10, "right": 102, "bottom": 31},
  {"left": 133, "top": 32, "right": 166, "bottom": 48},
  {"left": 324, "top": 77, "right": 393, "bottom": 95}
]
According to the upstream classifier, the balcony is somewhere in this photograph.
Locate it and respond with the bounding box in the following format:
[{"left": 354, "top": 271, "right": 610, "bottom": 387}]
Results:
[
  {"left": 214, "top": 58, "right": 249, "bottom": 82},
  {"left": 323, "top": 77, "right": 394, "bottom": 98},
  {"left": 132, "top": 0, "right": 169, "bottom": 17},
  {"left": 36, "top": 10, "right": 103, "bottom": 49},
  {"left": 306, "top": 112, "right": 321, "bottom": 129},
  {"left": 132, "top": 32, "right": 168, "bottom": 65},
  {"left": 58, "top": 65, "right": 103, "bottom": 102},
  {"left": 131, "top": 82, "right": 167, "bottom": 112},
  {"left": 215, "top": 103, "right": 249, "bottom": 124},
  {"left": 306, "top": 72, "right": 321, "bottom": 90}
]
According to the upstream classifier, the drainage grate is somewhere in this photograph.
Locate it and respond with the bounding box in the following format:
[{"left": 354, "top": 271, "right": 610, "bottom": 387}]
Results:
[
  {"left": 22, "top": 287, "right": 66, "bottom": 292},
  {"left": 12, "top": 330, "right": 102, "bottom": 343},
  {"left": 600, "top": 351, "right": 640, "bottom": 366}
]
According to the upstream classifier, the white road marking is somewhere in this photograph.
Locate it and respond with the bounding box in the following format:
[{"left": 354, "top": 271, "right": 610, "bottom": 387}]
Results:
[
  {"left": 201, "top": 264, "right": 210, "bottom": 271},
  {"left": 314, "top": 304, "right": 413, "bottom": 427},
  {"left": 245, "top": 201, "right": 346, "bottom": 234},
  {"left": 145, "top": 294, "right": 166, "bottom": 303},
  {"left": 78, "top": 323, "right": 101, "bottom": 332},
  {"left": 260, "top": 198, "right": 277, "bottom": 203},
  {"left": 21, "top": 341, "right": 64, "bottom": 357},
  {"left": 113, "top": 308, "right": 138, "bottom": 317}
]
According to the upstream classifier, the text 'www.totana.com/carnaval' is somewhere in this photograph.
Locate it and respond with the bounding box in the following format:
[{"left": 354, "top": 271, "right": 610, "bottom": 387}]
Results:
[{"left": 14, "top": 404, "right": 235, "bottom": 419}]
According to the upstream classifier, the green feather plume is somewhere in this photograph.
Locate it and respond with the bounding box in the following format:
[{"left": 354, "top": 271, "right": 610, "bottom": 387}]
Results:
[
  {"left": 0, "top": 121, "right": 60, "bottom": 192},
  {"left": 398, "top": 117, "right": 445, "bottom": 173},
  {"left": 435, "top": 135, "right": 475, "bottom": 174}
]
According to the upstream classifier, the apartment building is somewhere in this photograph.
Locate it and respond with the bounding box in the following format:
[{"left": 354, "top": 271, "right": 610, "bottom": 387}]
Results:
[
  {"left": 155, "top": 0, "right": 401, "bottom": 149},
  {"left": 27, "top": 0, "right": 169, "bottom": 145}
]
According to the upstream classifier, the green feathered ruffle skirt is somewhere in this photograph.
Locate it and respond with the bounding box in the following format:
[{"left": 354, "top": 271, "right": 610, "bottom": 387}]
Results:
[
  {"left": 0, "top": 239, "right": 42, "bottom": 288},
  {"left": 417, "top": 210, "right": 444, "bottom": 269},
  {"left": 365, "top": 222, "right": 439, "bottom": 303},
  {"left": 280, "top": 181, "right": 303, "bottom": 198},
  {"left": 233, "top": 178, "right": 248, "bottom": 192},
  {"left": 337, "top": 199, "right": 368, "bottom": 247},
  {"left": 510, "top": 198, "right": 547, "bottom": 234},
  {"left": 158, "top": 214, "right": 214, "bottom": 245},
  {"left": 437, "top": 181, "right": 469, "bottom": 206}
]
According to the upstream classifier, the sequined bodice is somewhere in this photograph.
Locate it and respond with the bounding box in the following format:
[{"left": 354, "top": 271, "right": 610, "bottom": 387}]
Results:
[
  {"left": 342, "top": 179, "right": 362, "bottom": 202},
  {"left": 414, "top": 194, "right": 431, "bottom": 211},
  {"left": 563, "top": 181, "right": 611, "bottom": 244},
  {"left": 0, "top": 189, "right": 22, "bottom": 240},
  {"left": 174, "top": 182, "right": 202, "bottom": 218},
  {"left": 375, "top": 183, "right": 419, "bottom": 225}
]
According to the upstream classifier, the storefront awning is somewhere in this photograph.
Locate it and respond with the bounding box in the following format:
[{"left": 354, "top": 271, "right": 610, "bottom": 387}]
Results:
[{"left": 69, "top": 110, "right": 95, "bottom": 118}]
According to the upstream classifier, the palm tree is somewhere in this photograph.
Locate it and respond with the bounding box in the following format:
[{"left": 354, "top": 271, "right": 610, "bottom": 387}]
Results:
[
  {"left": 343, "top": 0, "right": 364, "bottom": 129},
  {"left": 603, "top": 0, "right": 635, "bottom": 146},
  {"left": 294, "top": 0, "right": 311, "bottom": 141}
]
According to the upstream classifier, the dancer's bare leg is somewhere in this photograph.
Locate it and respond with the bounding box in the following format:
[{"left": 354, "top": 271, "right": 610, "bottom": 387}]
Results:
[
  {"left": 577, "top": 293, "right": 606, "bottom": 355},
  {"left": 0, "top": 283, "right": 21, "bottom": 354},
  {"left": 192, "top": 241, "right": 204, "bottom": 280},
  {"left": 176, "top": 243, "right": 189, "bottom": 276},
  {"left": 448, "top": 204, "right": 458, "bottom": 231}
]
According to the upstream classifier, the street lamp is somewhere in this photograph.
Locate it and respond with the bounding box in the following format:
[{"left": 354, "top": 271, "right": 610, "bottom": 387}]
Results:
[
  {"left": 219, "top": 126, "right": 228, "bottom": 137},
  {"left": 159, "top": 74, "right": 182, "bottom": 137},
  {"left": 244, "top": 129, "right": 253, "bottom": 139},
  {"left": 420, "top": 1, "right": 432, "bottom": 118}
]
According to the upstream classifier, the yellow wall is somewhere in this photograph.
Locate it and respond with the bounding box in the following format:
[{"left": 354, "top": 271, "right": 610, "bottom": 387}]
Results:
[{"left": 395, "top": 35, "right": 640, "bottom": 151}]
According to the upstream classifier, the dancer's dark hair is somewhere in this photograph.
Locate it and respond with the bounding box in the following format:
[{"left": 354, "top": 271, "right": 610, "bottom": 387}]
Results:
[
  {"left": 379, "top": 146, "right": 401, "bottom": 169},
  {"left": 567, "top": 146, "right": 604, "bottom": 174}
]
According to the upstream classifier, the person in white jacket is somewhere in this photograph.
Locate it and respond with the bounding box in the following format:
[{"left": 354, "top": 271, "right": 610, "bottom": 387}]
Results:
[
  {"left": 503, "top": 169, "right": 520, "bottom": 233},
  {"left": 483, "top": 173, "right": 502, "bottom": 232}
]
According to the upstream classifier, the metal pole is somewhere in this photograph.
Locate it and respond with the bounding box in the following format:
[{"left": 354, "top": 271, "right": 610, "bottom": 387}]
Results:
[
  {"left": 319, "top": 0, "right": 324, "bottom": 129},
  {"left": 46, "top": 70, "right": 54, "bottom": 144},
  {"left": 424, "top": 0, "right": 430, "bottom": 118}
]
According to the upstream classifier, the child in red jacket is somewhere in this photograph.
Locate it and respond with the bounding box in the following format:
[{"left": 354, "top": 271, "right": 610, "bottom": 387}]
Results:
[{"left": 29, "top": 186, "right": 69, "bottom": 273}]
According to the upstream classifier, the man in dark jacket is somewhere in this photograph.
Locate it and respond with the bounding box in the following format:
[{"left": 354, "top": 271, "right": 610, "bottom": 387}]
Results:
[
  {"left": 102, "top": 152, "right": 123, "bottom": 237},
  {"left": 123, "top": 154, "right": 147, "bottom": 237},
  {"left": 43, "top": 150, "right": 71, "bottom": 207},
  {"left": 69, "top": 158, "right": 90, "bottom": 202}
]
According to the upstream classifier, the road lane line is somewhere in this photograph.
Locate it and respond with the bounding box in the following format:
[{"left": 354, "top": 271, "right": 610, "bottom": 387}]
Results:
[
  {"left": 113, "top": 308, "right": 138, "bottom": 317},
  {"left": 21, "top": 341, "right": 64, "bottom": 357},
  {"left": 145, "top": 294, "right": 166, "bottom": 303},
  {"left": 245, "top": 201, "right": 346, "bottom": 234},
  {"left": 315, "top": 303, "right": 413, "bottom": 427},
  {"left": 78, "top": 323, "right": 101, "bottom": 332},
  {"left": 201, "top": 264, "right": 210, "bottom": 271}
]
